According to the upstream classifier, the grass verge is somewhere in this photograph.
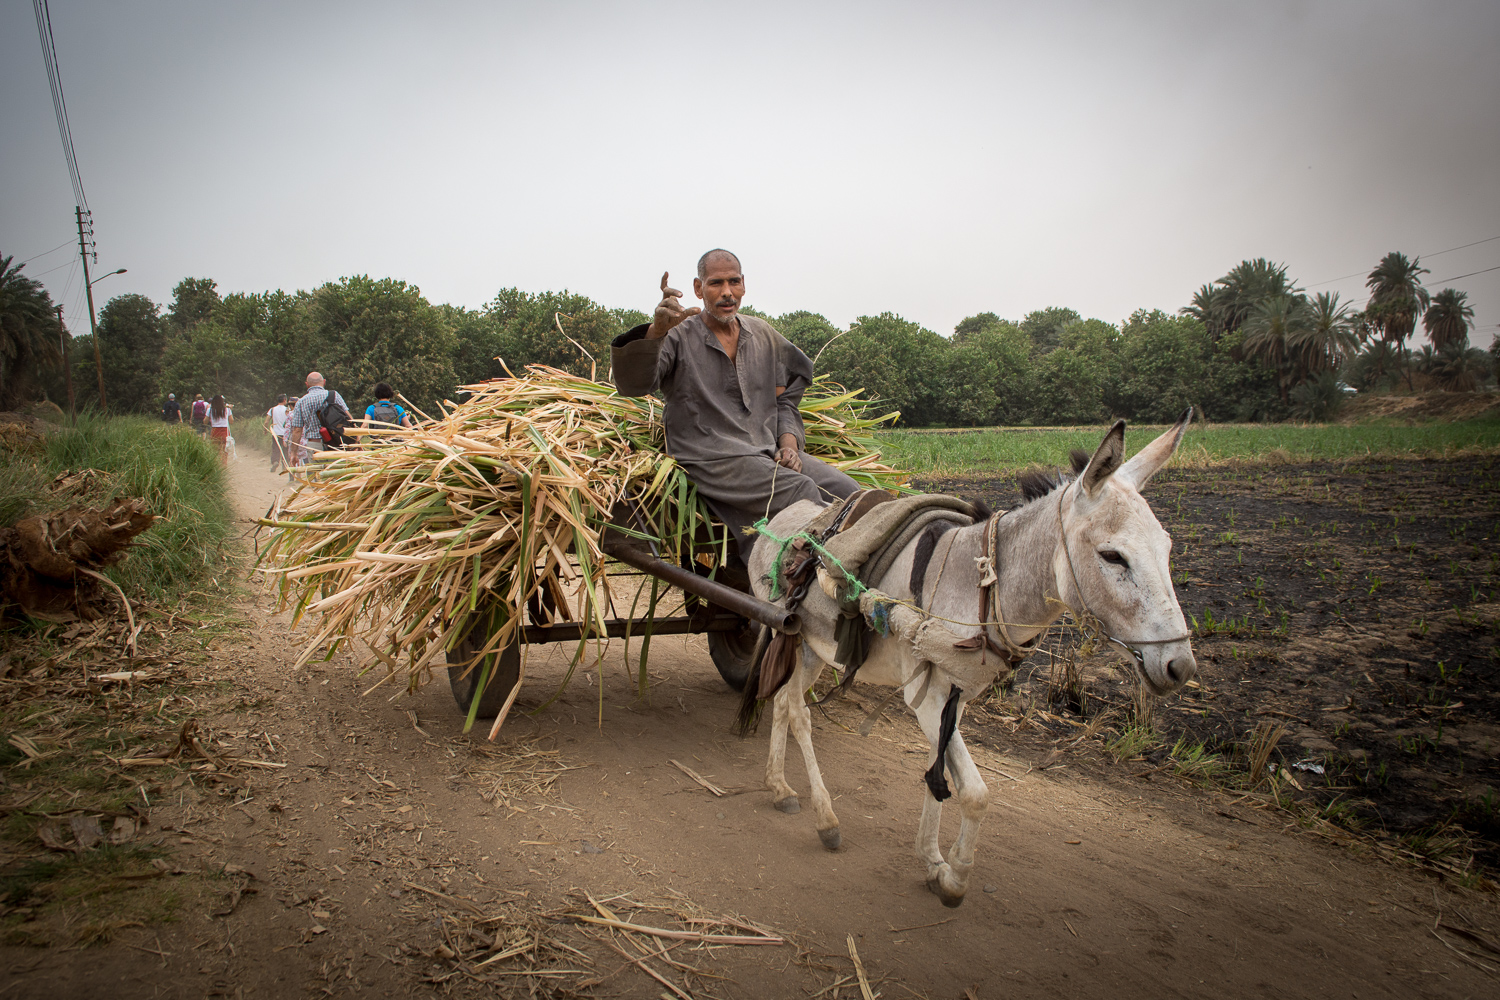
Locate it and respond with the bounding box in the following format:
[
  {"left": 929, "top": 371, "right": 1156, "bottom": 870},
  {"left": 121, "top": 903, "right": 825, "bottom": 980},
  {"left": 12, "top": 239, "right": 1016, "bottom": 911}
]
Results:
[
  {"left": 877, "top": 416, "right": 1500, "bottom": 476},
  {"left": 0, "top": 414, "right": 236, "bottom": 601}
]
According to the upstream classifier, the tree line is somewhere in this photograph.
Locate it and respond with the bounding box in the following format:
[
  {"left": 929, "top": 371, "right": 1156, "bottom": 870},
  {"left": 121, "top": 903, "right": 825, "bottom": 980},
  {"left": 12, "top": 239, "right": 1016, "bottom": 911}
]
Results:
[{"left": 2, "top": 251, "right": 1493, "bottom": 427}]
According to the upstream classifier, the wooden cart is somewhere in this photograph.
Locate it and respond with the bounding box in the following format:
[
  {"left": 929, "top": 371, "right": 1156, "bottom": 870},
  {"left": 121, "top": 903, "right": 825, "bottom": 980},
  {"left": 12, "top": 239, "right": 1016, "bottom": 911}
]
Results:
[{"left": 446, "top": 510, "right": 800, "bottom": 717}]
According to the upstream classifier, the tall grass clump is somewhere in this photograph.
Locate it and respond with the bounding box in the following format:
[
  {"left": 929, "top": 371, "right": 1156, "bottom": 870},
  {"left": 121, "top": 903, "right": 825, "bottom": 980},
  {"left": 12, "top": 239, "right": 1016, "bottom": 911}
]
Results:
[{"left": 0, "top": 415, "right": 234, "bottom": 601}]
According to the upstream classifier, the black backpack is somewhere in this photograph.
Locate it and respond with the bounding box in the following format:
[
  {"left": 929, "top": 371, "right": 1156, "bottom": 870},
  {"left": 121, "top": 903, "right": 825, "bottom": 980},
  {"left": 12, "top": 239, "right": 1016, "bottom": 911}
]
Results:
[
  {"left": 315, "top": 388, "right": 354, "bottom": 447},
  {"left": 367, "top": 399, "right": 401, "bottom": 428}
]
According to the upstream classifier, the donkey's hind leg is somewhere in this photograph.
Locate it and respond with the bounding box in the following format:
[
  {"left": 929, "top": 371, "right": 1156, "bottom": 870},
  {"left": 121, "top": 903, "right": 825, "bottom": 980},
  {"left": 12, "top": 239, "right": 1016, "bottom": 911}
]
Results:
[
  {"left": 934, "top": 727, "right": 987, "bottom": 907},
  {"left": 765, "top": 663, "right": 800, "bottom": 815},
  {"left": 910, "top": 682, "right": 981, "bottom": 907},
  {"left": 911, "top": 682, "right": 951, "bottom": 897}
]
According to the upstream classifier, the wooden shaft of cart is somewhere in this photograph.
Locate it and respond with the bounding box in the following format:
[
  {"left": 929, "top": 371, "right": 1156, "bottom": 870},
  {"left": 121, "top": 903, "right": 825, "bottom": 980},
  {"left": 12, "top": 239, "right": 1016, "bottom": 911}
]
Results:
[{"left": 601, "top": 538, "right": 800, "bottom": 635}]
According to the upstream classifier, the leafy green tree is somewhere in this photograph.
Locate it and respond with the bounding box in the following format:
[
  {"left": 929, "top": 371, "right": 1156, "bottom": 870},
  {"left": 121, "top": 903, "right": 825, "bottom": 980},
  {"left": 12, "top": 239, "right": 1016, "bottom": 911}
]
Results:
[
  {"left": 166, "top": 277, "right": 221, "bottom": 332},
  {"left": 0, "top": 255, "right": 62, "bottom": 410},
  {"left": 1200, "top": 329, "right": 1285, "bottom": 422},
  {"left": 773, "top": 310, "right": 841, "bottom": 362},
  {"left": 305, "top": 276, "right": 458, "bottom": 410},
  {"left": 159, "top": 320, "right": 260, "bottom": 408},
  {"left": 1020, "top": 307, "right": 1082, "bottom": 356},
  {"left": 954, "top": 312, "right": 1007, "bottom": 338},
  {"left": 951, "top": 319, "right": 1033, "bottom": 425},
  {"left": 1030, "top": 347, "right": 1107, "bottom": 424},
  {"left": 1114, "top": 311, "right": 1206, "bottom": 422},
  {"left": 445, "top": 304, "right": 505, "bottom": 387},
  {"left": 818, "top": 313, "right": 949, "bottom": 426},
  {"left": 1422, "top": 288, "right": 1474, "bottom": 349},
  {"left": 486, "top": 288, "right": 624, "bottom": 381},
  {"left": 96, "top": 293, "right": 166, "bottom": 413}
]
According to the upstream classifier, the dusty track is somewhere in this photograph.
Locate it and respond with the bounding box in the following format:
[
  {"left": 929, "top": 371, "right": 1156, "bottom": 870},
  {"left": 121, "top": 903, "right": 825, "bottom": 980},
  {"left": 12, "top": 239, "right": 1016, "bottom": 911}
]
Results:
[{"left": 4, "top": 455, "right": 1497, "bottom": 998}]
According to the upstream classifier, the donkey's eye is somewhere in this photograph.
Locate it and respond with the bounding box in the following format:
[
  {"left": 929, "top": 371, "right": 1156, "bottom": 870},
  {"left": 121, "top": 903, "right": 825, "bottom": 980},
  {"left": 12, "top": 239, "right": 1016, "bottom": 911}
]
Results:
[{"left": 1100, "top": 550, "right": 1128, "bottom": 567}]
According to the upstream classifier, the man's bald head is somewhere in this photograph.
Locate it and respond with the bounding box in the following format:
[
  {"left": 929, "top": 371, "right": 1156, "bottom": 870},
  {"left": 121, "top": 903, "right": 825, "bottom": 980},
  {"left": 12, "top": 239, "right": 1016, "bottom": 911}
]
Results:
[
  {"left": 305, "top": 371, "right": 325, "bottom": 387},
  {"left": 697, "top": 249, "right": 741, "bottom": 279}
]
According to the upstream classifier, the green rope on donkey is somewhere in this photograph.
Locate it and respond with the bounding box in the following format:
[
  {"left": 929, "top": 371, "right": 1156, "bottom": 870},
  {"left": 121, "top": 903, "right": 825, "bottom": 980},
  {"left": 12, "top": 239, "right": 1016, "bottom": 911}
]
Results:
[{"left": 748, "top": 517, "right": 870, "bottom": 603}]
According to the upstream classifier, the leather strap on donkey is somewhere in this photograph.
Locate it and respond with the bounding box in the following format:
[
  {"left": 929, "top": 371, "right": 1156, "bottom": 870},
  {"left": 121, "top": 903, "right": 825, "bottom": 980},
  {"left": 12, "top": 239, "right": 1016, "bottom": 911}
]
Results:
[{"left": 748, "top": 491, "right": 982, "bottom": 712}]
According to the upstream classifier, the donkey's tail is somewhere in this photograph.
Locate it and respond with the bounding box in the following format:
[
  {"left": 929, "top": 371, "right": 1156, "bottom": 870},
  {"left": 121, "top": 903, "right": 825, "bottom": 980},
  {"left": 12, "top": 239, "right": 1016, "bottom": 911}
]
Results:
[
  {"left": 734, "top": 654, "right": 764, "bottom": 737},
  {"left": 735, "top": 631, "right": 800, "bottom": 737}
]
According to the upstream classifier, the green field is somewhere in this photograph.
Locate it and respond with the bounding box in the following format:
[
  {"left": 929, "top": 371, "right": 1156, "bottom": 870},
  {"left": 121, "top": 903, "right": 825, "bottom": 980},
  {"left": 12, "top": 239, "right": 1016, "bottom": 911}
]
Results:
[{"left": 874, "top": 416, "right": 1500, "bottom": 476}]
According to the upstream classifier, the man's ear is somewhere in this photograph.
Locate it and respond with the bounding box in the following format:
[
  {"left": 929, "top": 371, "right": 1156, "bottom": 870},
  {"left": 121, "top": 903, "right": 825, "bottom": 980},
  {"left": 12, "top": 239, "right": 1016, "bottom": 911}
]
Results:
[{"left": 692, "top": 276, "right": 704, "bottom": 300}]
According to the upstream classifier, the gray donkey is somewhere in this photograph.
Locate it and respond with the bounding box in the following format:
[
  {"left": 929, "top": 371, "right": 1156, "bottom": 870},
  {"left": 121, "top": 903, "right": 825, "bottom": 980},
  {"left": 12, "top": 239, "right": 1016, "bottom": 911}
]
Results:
[{"left": 745, "top": 413, "right": 1197, "bottom": 906}]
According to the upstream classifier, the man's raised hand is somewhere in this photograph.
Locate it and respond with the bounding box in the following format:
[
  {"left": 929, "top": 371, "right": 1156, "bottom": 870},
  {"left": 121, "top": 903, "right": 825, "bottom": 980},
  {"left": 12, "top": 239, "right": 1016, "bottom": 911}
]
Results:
[{"left": 646, "top": 271, "right": 700, "bottom": 339}]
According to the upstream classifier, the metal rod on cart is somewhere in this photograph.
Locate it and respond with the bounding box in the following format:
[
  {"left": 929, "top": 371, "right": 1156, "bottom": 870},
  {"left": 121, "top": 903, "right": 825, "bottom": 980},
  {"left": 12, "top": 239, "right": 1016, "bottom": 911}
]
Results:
[{"left": 601, "top": 539, "right": 800, "bottom": 635}]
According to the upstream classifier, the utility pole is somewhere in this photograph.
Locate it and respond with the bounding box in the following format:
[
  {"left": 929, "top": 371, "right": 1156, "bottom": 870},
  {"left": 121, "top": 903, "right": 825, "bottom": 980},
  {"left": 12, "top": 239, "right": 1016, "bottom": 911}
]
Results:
[
  {"left": 76, "top": 205, "right": 106, "bottom": 411},
  {"left": 55, "top": 304, "right": 76, "bottom": 424}
]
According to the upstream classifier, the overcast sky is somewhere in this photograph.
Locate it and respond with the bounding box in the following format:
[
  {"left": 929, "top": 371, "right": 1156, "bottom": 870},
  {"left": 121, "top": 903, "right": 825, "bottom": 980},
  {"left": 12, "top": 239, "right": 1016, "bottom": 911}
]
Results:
[{"left": 4, "top": 1, "right": 1497, "bottom": 348}]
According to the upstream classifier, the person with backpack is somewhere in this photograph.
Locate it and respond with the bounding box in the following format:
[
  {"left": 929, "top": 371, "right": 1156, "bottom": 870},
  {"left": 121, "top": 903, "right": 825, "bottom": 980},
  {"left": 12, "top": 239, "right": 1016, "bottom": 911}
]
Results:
[
  {"left": 161, "top": 393, "right": 182, "bottom": 424},
  {"left": 288, "top": 371, "right": 352, "bottom": 466},
  {"left": 362, "top": 383, "right": 414, "bottom": 442},
  {"left": 189, "top": 393, "right": 209, "bottom": 435}
]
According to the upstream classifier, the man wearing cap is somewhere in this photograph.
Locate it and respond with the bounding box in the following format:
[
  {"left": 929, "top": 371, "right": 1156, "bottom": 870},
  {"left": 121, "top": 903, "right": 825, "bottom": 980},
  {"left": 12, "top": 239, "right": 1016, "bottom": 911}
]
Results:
[
  {"left": 161, "top": 393, "right": 182, "bottom": 424},
  {"left": 610, "top": 249, "right": 858, "bottom": 554}
]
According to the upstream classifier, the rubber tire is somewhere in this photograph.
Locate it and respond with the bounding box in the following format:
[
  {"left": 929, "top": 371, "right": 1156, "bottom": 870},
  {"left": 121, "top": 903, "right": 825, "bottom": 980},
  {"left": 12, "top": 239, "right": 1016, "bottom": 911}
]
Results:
[
  {"left": 707, "top": 619, "right": 765, "bottom": 693},
  {"left": 446, "top": 623, "right": 522, "bottom": 719}
]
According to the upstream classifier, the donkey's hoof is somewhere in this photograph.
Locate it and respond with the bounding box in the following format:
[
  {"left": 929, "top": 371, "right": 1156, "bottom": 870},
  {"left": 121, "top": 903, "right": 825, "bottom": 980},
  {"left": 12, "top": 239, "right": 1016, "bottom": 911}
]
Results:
[
  {"left": 773, "top": 796, "right": 801, "bottom": 814},
  {"left": 925, "top": 865, "right": 967, "bottom": 908},
  {"left": 817, "top": 827, "right": 842, "bottom": 851}
]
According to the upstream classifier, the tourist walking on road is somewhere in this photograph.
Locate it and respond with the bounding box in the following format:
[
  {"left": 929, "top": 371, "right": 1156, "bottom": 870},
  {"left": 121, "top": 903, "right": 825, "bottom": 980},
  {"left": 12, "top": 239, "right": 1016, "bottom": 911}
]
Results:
[
  {"left": 362, "top": 382, "right": 415, "bottom": 442},
  {"left": 208, "top": 395, "right": 233, "bottom": 466},
  {"left": 289, "top": 372, "right": 351, "bottom": 467},
  {"left": 161, "top": 393, "right": 182, "bottom": 424},
  {"left": 265, "top": 394, "right": 292, "bottom": 473},
  {"left": 190, "top": 393, "right": 208, "bottom": 435}
]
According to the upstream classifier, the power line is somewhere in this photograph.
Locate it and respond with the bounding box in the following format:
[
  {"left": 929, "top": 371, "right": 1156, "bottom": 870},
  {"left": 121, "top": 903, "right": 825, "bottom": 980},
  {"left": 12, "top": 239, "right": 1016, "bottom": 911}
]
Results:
[
  {"left": 1306, "top": 235, "right": 1500, "bottom": 288},
  {"left": 1430, "top": 264, "right": 1500, "bottom": 284},
  {"left": 18, "top": 239, "right": 75, "bottom": 266},
  {"left": 29, "top": 258, "right": 78, "bottom": 279},
  {"left": 33, "top": 0, "right": 89, "bottom": 213}
]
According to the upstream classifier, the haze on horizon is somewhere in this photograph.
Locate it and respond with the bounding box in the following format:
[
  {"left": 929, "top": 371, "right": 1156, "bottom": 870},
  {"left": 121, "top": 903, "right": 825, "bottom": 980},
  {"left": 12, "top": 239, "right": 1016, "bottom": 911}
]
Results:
[{"left": 3, "top": 0, "right": 1497, "bottom": 347}]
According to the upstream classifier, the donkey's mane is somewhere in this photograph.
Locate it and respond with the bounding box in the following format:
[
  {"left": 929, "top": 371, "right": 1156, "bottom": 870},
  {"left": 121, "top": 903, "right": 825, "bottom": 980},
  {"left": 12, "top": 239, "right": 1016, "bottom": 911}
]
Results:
[{"left": 1015, "top": 449, "right": 1091, "bottom": 505}]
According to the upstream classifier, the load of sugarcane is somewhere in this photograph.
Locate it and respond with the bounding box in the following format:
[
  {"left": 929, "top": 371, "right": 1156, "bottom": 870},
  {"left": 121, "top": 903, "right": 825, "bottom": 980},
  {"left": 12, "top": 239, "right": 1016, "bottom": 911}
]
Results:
[{"left": 257, "top": 365, "right": 906, "bottom": 731}]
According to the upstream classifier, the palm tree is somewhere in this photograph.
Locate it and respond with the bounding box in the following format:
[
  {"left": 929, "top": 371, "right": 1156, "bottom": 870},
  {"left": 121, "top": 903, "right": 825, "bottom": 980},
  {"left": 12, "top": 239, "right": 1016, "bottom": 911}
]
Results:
[
  {"left": 1422, "top": 288, "right": 1474, "bottom": 349},
  {"left": 1364, "top": 251, "right": 1430, "bottom": 346},
  {"left": 0, "top": 255, "right": 63, "bottom": 410},
  {"left": 1242, "top": 294, "right": 1311, "bottom": 401},
  {"left": 1216, "top": 258, "right": 1298, "bottom": 334},
  {"left": 1289, "top": 291, "right": 1362, "bottom": 376},
  {"left": 1180, "top": 283, "right": 1228, "bottom": 339}
]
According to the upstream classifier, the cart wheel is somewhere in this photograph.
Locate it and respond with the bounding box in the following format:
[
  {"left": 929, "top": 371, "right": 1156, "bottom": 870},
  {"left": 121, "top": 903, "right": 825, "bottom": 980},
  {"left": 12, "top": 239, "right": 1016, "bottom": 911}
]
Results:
[
  {"left": 446, "top": 621, "right": 522, "bottom": 719},
  {"left": 707, "top": 619, "right": 765, "bottom": 693}
]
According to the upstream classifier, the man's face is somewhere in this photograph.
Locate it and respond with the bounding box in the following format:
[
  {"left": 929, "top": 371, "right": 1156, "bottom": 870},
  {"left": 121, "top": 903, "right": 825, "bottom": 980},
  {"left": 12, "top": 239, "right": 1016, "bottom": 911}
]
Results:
[{"left": 693, "top": 259, "right": 745, "bottom": 326}]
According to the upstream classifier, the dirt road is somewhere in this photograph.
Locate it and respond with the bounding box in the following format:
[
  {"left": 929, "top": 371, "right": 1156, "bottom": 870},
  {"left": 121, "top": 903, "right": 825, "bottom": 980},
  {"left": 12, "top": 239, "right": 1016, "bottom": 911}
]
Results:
[{"left": 5, "top": 455, "right": 1497, "bottom": 999}]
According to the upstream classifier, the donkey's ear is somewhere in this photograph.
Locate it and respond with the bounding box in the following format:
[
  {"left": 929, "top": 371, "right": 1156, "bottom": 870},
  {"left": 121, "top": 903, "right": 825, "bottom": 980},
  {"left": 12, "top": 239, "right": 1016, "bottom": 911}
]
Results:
[
  {"left": 1080, "top": 420, "right": 1126, "bottom": 496},
  {"left": 1119, "top": 407, "right": 1192, "bottom": 491}
]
